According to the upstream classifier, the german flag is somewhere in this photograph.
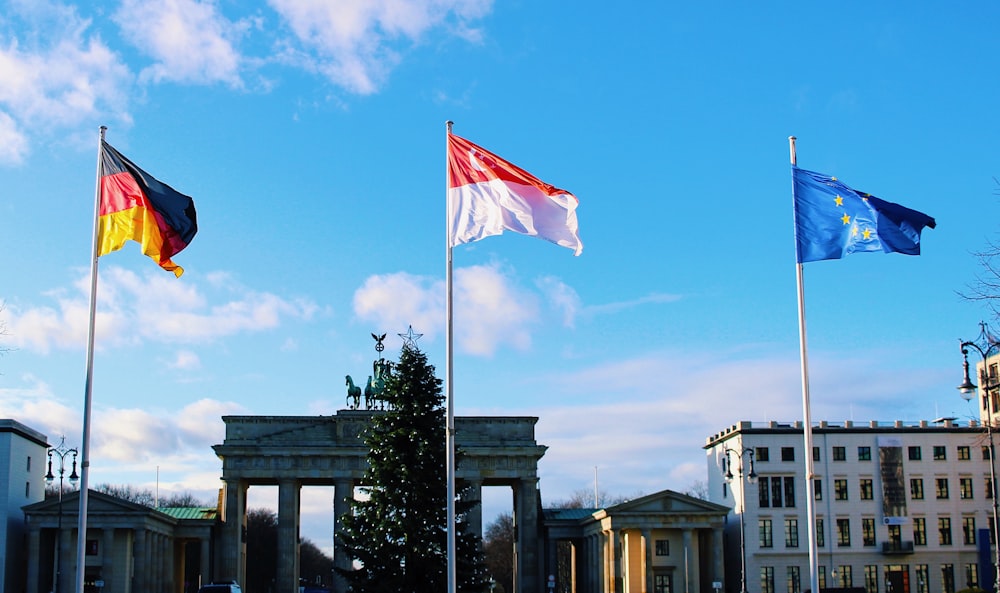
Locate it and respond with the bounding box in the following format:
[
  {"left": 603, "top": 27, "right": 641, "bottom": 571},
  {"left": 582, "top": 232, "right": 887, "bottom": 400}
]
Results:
[{"left": 98, "top": 141, "right": 198, "bottom": 277}]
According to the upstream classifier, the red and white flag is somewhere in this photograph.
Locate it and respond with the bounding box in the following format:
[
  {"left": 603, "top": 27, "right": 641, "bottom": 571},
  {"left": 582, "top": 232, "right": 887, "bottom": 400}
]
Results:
[{"left": 447, "top": 133, "right": 582, "bottom": 255}]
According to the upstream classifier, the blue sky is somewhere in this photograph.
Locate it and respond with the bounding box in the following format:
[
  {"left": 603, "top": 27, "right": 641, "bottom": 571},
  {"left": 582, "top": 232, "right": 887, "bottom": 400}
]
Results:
[{"left": 2, "top": 0, "right": 1000, "bottom": 553}]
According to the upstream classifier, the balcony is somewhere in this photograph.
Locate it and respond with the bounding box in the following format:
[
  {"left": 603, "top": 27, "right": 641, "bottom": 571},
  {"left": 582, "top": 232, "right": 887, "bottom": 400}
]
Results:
[{"left": 881, "top": 541, "right": 915, "bottom": 555}]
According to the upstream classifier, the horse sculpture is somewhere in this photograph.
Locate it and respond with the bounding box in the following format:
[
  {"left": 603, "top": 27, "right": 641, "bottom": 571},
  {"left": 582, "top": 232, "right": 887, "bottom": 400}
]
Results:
[
  {"left": 364, "top": 376, "right": 379, "bottom": 410},
  {"left": 345, "top": 375, "right": 362, "bottom": 410}
]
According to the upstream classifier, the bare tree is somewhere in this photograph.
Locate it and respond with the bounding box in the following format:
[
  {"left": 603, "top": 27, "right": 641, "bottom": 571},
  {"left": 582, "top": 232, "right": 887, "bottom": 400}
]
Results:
[
  {"left": 960, "top": 179, "right": 1000, "bottom": 318},
  {"left": 684, "top": 479, "right": 709, "bottom": 500},
  {"left": 548, "top": 487, "right": 636, "bottom": 509},
  {"left": 94, "top": 483, "right": 157, "bottom": 506},
  {"left": 0, "top": 302, "right": 12, "bottom": 364},
  {"left": 483, "top": 513, "right": 514, "bottom": 593}
]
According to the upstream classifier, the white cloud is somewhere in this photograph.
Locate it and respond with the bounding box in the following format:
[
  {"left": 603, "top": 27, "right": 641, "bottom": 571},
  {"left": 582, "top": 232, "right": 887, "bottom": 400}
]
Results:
[
  {"left": 0, "top": 2, "right": 132, "bottom": 164},
  {"left": 267, "top": 0, "right": 493, "bottom": 94},
  {"left": 352, "top": 263, "right": 540, "bottom": 356},
  {"left": 0, "top": 111, "right": 28, "bottom": 163},
  {"left": 114, "top": 0, "right": 249, "bottom": 87},
  {"left": 169, "top": 350, "right": 202, "bottom": 370},
  {"left": 4, "top": 266, "right": 318, "bottom": 352}
]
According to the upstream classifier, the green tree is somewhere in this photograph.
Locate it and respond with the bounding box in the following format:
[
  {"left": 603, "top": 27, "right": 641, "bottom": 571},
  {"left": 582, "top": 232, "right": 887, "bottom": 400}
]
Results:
[{"left": 335, "top": 345, "right": 488, "bottom": 593}]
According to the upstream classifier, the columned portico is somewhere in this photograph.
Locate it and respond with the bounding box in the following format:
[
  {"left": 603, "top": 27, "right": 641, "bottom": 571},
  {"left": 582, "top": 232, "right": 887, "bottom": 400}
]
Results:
[
  {"left": 541, "top": 490, "right": 728, "bottom": 593},
  {"left": 213, "top": 412, "right": 548, "bottom": 593}
]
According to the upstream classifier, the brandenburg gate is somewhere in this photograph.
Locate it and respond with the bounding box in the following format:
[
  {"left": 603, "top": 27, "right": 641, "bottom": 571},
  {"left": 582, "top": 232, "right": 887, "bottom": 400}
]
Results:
[{"left": 212, "top": 411, "right": 547, "bottom": 593}]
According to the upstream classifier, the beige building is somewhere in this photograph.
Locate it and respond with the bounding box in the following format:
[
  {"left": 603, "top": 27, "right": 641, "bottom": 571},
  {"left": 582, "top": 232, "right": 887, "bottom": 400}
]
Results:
[
  {"left": 705, "top": 420, "right": 997, "bottom": 593},
  {"left": 23, "top": 490, "right": 218, "bottom": 593},
  {"left": 541, "top": 490, "right": 729, "bottom": 593}
]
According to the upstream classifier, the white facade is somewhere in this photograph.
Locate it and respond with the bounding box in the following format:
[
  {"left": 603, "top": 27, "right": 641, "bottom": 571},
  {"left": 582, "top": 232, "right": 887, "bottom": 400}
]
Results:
[
  {"left": 0, "top": 419, "right": 50, "bottom": 593},
  {"left": 705, "top": 420, "right": 997, "bottom": 593}
]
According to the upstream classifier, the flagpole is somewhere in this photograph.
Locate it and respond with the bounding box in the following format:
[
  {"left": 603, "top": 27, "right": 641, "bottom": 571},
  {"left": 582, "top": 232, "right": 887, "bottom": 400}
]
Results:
[
  {"left": 791, "top": 136, "right": 820, "bottom": 593},
  {"left": 445, "top": 120, "right": 458, "bottom": 593},
  {"left": 75, "top": 126, "right": 105, "bottom": 593}
]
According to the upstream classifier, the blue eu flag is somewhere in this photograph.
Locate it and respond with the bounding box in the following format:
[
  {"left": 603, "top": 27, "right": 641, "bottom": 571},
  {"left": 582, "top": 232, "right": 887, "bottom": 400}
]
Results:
[{"left": 793, "top": 167, "right": 936, "bottom": 263}]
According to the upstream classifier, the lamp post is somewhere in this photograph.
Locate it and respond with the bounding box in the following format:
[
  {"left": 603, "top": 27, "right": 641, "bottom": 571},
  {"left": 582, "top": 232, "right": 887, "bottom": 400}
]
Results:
[
  {"left": 958, "top": 321, "right": 1000, "bottom": 593},
  {"left": 723, "top": 447, "right": 757, "bottom": 593},
  {"left": 45, "top": 436, "right": 79, "bottom": 593}
]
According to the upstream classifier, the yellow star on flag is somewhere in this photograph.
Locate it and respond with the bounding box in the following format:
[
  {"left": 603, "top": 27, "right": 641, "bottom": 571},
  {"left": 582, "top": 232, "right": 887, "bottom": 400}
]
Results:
[
  {"left": 834, "top": 195, "right": 844, "bottom": 207},
  {"left": 841, "top": 213, "right": 851, "bottom": 225}
]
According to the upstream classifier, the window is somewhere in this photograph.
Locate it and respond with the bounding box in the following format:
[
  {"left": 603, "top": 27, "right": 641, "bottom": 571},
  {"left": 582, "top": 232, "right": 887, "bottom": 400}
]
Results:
[
  {"left": 722, "top": 482, "right": 727, "bottom": 498},
  {"left": 860, "top": 478, "right": 874, "bottom": 500},
  {"left": 984, "top": 445, "right": 993, "bottom": 461},
  {"left": 785, "top": 518, "right": 799, "bottom": 548},
  {"left": 761, "top": 567, "right": 775, "bottom": 593},
  {"left": 988, "top": 477, "right": 995, "bottom": 500},
  {"left": 26, "top": 456, "right": 31, "bottom": 471},
  {"left": 913, "top": 517, "right": 927, "bottom": 545},
  {"left": 915, "top": 565, "right": 929, "bottom": 593},
  {"left": 771, "top": 477, "right": 784, "bottom": 508},
  {"left": 784, "top": 477, "right": 796, "bottom": 508},
  {"left": 858, "top": 446, "right": 872, "bottom": 461},
  {"left": 816, "top": 518, "right": 825, "bottom": 547},
  {"left": 654, "top": 574, "right": 673, "bottom": 593},
  {"left": 939, "top": 517, "right": 953, "bottom": 545},
  {"left": 888, "top": 524, "right": 902, "bottom": 546},
  {"left": 760, "top": 519, "right": 773, "bottom": 548},
  {"left": 834, "top": 479, "right": 849, "bottom": 500},
  {"left": 934, "top": 445, "right": 947, "bottom": 460},
  {"left": 760, "top": 480, "right": 770, "bottom": 508},
  {"left": 963, "top": 517, "right": 977, "bottom": 545},
  {"left": 864, "top": 565, "right": 879, "bottom": 593},
  {"left": 756, "top": 447, "right": 770, "bottom": 462},
  {"left": 85, "top": 540, "right": 98, "bottom": 555},
  {"left": 909, "top": 445, "right": 922, "bottom": 460},
  {"left": 25, "top": 482, "right": 29, "bottom": 498},
  {"left": 813, "top": 447, "right": 820, "bottom": 462},
  {"left": 862, "top": 518, "right": 876, "bottom": 546},
  {"left": 911, "top": 478, "right": 924, "bottom": 499},
  {"left": 833, "top": 446, "right": 846, "bottom": 461},
  {"left": 960, "top": 477, "right": 974, "bottom": 499},
  {"left": 936, "top": 478, "right": 950, "bottom": 499},
  {"left": 814, "top": 479, "right": 823, "bottom": 501},
  {"left": 966, "top": 564, "right": 979, "bottom": 590},
  {"left": 818, "top": 566, "right": 827, "bottom": 590},
  {"left": 942, "top": 564, "right": 955, "bottom": 593},
  {"left": 787, "top": 566, "right": 801, "bottom": 593},
  {"left": 655, "top": 540, "right": 669, "bottom": 556},
  {"left": 958, "top": 445, "right": 971, "bottom": 460},
  {"left": 837, "top": 566, "right": 853, "bottom": 588},
  {"left": 781, "top": 447, "right": 795, "bottom": 461},
  {"left": 836, "top": 518, "right": 851, "bottom": 546}
]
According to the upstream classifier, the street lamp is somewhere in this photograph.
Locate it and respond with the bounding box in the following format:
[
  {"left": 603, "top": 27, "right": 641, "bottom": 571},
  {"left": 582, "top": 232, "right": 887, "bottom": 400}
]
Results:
[
  {"left": 723, "top": 447, "right": 757, "bottom": 593},
  {"left": 958, "top": 321, "right": 1000, "bottom": 593},
  {"left": 45, "top": 436, "right": 79, "bottom": 593}
]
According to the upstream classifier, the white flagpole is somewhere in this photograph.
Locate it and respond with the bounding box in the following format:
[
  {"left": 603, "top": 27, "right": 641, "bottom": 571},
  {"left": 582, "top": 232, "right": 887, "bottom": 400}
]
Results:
[
  {"left": 445, "top": 120, "right": 457, "bottom": 593},
  {"left": 75, "top": 125, "right": 105, "bottom": 593},
  {"left": 791, "top": 136, "right": 820, "bottom": 593}
]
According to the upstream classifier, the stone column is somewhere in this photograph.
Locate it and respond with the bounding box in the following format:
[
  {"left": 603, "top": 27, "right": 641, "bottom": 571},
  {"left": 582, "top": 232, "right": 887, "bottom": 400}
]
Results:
[
  {"left": 57, "top": 526, "right": 71, "bottom": 593},
  {"left": 220, "top": 479, "right": 247, "bottom": 585},
  {"left": 333, "top": 479, "right": 353, "bottom": 593},
  {"left": 608, "top": 529, "right": 622, "bottom": 593},
  {"left": 465, "top": 478, "right": 484, "bottom": 540},
  {"left": 26, "top": 524, "right": 40, "bottom": 593},
  {"left": 683, "top": 528, "right": 694, "bottom": 593},
  {"left": 102, "top": 529, "right": 115, "bottom": 593},
  {"left": 153, "top": 533, "right": 164, "bottom": 593},
  {"left": 134, "top": 529, "right": 148, "bottom": 593},
  {"left": 642, "top": 528, "right": 653, "bottom": 593},
  {"left": 515, "top": 478, "right": 541, "bottom": 593},
  {"left": 200, "top": 537, "right": 212, "bottom": 588},
  {"left": 712, "top": 526, "right": 725, "bottom": 592},
  {"left": 277, "top": 479, "right": 302, "bottom": 593}
]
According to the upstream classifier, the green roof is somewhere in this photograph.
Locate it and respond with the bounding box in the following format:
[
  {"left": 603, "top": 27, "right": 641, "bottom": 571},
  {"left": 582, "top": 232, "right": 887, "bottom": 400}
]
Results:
[
  {"left": 543, "top": 508, "right": 599, "bottom": 521},
  {"left": 156, "top": 507, "right": 218, "bottom": 520}
]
